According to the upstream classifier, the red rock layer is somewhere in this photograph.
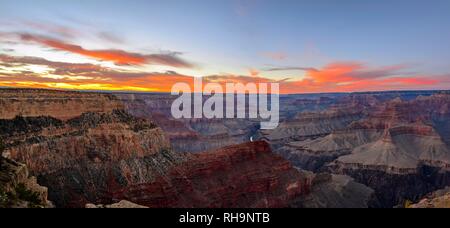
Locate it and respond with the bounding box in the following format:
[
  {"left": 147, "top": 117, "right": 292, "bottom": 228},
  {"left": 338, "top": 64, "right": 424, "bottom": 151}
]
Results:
[
  {"left": 0, "top": 89, "right": 123, "bottom": 120},
  {"left": 111, "top": 141, "right": 311, "bottom": 208}
]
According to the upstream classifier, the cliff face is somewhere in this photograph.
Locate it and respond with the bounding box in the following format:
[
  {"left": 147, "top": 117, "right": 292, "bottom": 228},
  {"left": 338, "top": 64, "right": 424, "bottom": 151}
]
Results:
[
  {"left": 0, "top": 89, "right": 176, "bottom": 207},
  {"left": 110, "top": 141, "right": 312, "bottom": 208},
  {"left": 3, "top": 88, "right": 445, "bottom": 208},
  {"left": 292, "top": 172, "right": 376, "bottom": 208},
  {"left": 116, "top": 93, "right": 346, "bottom": 153},
  {"left": 409, "top": 187, "right": 450, "bottom": 208},
  {"left": 0, "top": 89, "right": 318, "bottom": 208},
  {"left": 116, "top": 93, "right": 259, "bottom": 153},
  {"left": 328, "top": 94, "right": 450, "bottom": 175},
  {"left": 0, "top": 157, "right": 51, "bottom": 208},
  {"left": 267, "top": 92, "right": 450, "bottom": 207},
  {"left": 0, "top": 89, "right": 123, "bottom": 120}
]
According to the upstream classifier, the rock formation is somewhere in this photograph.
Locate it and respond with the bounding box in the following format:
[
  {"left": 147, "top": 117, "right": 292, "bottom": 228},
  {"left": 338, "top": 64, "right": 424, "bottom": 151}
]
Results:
[
  {"left": 409, "top": 187, "right": 450, "bottom": 208},
  {"left": 0, "top": 89, "right": 122, "bottom": 120},
  {"left": 292, "top": 172, "right": 376, "bottom": 208},
  {"left": 0, "top": 157, "right": 52, "bottom": 208},
  {"left": 86, "top": 200, "right": 148, "bottom": 208},
  {"left": 0, "top": 89, "right": 317, "bottom": 208},
  {"left": 269, "top": 92, "right": 450, "bottom": 207},
  {"left": 0, "top": 89, "right": 175, "bottom": 207},
  {"left": 110, "top": 141, "right": 312, "bottom": 208},
  {"left": 116, "top": 93, "right": 260, "bottom": 153},
  {"left": 2, "top": 88, "right": 448, "bottom": 208}
]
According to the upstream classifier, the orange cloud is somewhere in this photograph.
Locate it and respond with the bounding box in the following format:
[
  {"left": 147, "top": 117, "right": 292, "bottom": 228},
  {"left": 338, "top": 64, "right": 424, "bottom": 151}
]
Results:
[
  {"left": 249, "top": 68, "right": 260, "bottom": 77},
  {"left": 277, "top": 62, "right": 443, "bottom": 93},
  {"left": 0, "top": 54, "right": 448, "bottom": 93},
  {"left": 19, "top": 34, "right": 193, "bottom": 67}
]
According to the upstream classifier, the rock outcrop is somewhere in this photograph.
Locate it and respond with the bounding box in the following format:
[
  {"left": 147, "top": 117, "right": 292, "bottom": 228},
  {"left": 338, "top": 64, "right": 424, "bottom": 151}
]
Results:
[
  {"left": 0, "top": 89, "right": 122, "bottom": 120},
  {"left": 0, "top": 89, "right": 313, "bottom": 208},
  {"left": 0, "top": 89, "right": 175, "bottom": 207},
  {"left": 269, "top": 92, "right": 450, "bottom": 207},
  {"left": 116, "top": 93, "right": 260, "bottom": 153},
  {"left": 0, "top": 157, "right": 51, "bottom": 208},
  {"left": 292, "top": 172, "right": 376, "bottom": 208},
  {"left": 261, "top": 109, "right": 363, "bottom": 147},
  {"left": 110, "top": 141, "right": 312, "bottom": 208},
  {"left": 86, "top": 200, "right": 148, "bottom": 208},
  {"left": 409, "top": 187, "right": 450, "bottom": 208},
  {"left": 2, "top": 88, "right": 448, "bottom": 208}
]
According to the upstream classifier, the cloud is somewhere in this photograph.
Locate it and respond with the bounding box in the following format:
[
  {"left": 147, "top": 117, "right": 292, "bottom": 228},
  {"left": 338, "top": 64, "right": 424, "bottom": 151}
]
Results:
[
  {"left": 277, "top": 62, "right": 443, "bottom": 93},
  {"left": 146, "top": 53, "right": 193, "bottom": 68},
  {"left": 345, "top": 64, "right": 411, "bottom": 79},
  {"left": 19, "top": 33, "right": 194, "bottom": 67},
  {"left": 302, "top": 62, "right": 412, "bottom": 84},
  {"left": 0, "top": 54, "right": 103, "bottom": 73},
  {"left": 21, "top": 21, "right": 79, "bottom": 39},
  {"left": 0, "top": 54, "right": 176, "bottom": 83},
  {"left": 0, "top": 53, "right": 448, "bottom": 93},
  {"left": 97, "top": 31, "right": 125, "bottom": 44},
  {"left": 0, "top": 54, "right": 195, "bottom": 91},
  {"left": 204, "top": 74, "right": 275, "bottom": 84},
  {"left": 249, "top": 68, "right": 260, "bottom": 77}
]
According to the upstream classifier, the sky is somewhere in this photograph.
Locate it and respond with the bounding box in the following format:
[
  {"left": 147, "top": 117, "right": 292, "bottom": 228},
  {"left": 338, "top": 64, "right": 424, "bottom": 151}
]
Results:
[{"left": 0, "top": 0, "right": 449, "bottom": 93}]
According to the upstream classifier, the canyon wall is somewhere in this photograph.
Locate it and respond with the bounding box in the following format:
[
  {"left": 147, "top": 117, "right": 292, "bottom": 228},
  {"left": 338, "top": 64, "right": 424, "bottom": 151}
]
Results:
[
  {"left": 0, "top": 89, "right": 319, "bottom": 208},
  {"left": 0, "top": 89, "right": 122, "bottom": 120},
  {"left": 0, "top": 157, "right": 51, "bottom": 208},
  {"left": 266, "top": 92, "right": 450, "bottom": 207},
  {"left": 0, "top": 89, "right": 175, "bottom": 207},
  {"left": 111, "top": 141, "right": 312, "bottom": 208}
]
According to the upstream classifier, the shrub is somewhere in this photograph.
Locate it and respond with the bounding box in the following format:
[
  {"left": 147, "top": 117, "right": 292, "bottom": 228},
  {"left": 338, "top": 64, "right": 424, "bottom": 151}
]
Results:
[{"left": 0, "top": 190, "right": 9, "bottom": 208}]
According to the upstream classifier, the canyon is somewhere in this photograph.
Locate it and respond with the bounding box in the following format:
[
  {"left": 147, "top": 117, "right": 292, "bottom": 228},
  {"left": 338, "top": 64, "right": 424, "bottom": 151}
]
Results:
[
  {"left": 1, "top": 88, "right": 449, "bottom": 208},
  {"left": 269, "top": 91, "right": 450, "bottom": 207},
  {"left": 1, "top": 88, "right": 356, "bottom": 208},
  {"left": 117, "top": 90, "right": 450, "bottom": 207}
]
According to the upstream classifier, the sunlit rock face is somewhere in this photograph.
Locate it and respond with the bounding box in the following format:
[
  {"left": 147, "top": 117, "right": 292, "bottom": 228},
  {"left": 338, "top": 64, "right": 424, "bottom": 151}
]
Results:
[{"left": 0, "top": 89, "right": 123, "bottom": 120}]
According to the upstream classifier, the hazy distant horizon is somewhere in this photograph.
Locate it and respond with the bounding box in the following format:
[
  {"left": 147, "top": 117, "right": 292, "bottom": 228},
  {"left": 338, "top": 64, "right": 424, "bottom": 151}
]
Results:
[{"left": 1, "top": 85, "right": 449, "bottom": 96}]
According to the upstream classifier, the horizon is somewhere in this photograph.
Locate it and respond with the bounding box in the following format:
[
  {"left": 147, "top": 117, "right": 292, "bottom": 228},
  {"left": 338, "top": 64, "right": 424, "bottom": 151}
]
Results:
[
  {"left": 1, "top": 86, "right": 449, "bottom": 96},
  {"left": 1, "top": 0, "right": 450, "bottom": 93}
]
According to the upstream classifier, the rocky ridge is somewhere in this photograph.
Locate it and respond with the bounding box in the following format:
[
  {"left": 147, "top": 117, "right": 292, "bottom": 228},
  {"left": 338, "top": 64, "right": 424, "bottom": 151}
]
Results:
[
  {"left": 0, "top": 157, "right": 51, "bottom": 208},
  {"left": 110, "top": 141, "right": 312, "bottom": 208},
  {"left": 268, "top": 92, "right": 450, "bottom": 207},
  {"left": 1, "top": 89, "right": 338, "bottom": 208},
  {"left": 409, "top": 187, "right": 450, "bottom": 208}
]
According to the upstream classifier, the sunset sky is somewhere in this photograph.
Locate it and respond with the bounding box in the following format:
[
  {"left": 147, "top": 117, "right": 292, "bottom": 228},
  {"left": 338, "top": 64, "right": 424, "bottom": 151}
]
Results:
[{"left": 1, "top": 0, "right": 450, "bottom": 93}]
